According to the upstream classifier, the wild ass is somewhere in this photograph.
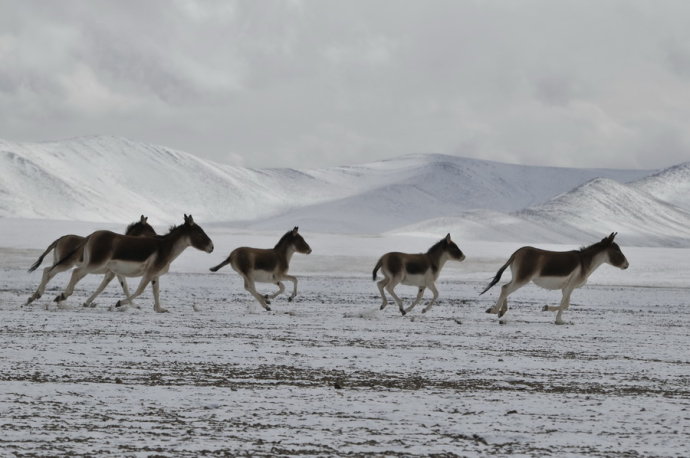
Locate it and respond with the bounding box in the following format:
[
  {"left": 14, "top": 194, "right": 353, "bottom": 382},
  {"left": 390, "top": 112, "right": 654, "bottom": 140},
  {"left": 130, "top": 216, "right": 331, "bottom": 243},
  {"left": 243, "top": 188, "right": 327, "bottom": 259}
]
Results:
[
  {"left": 25, "top": 215, "right": 156, "bottom": 308},
  {"left": 480, "top": 232, "right": 629, "bottom": 324},
  {"left": 209, "top": 227, "right": 312, "bottom": 311},
  {"left": 372, "top": 234, "right": 465, "bottom": 315},
  {"left": 52, "top": 214, "right": 213, "bottom": 312}
]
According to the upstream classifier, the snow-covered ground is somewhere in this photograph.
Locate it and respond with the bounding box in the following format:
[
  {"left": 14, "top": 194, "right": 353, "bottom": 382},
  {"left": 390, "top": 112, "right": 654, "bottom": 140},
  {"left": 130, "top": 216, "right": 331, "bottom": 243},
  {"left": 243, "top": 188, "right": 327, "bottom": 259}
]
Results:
[{"left": 1, "top": 219, "right": 688, "bottom": 456}]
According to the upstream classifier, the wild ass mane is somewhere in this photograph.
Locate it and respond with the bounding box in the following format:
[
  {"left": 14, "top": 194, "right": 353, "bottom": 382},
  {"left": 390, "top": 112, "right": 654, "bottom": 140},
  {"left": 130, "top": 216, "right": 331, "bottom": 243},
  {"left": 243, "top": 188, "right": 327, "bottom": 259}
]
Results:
[{"left": 274, "top": 230, "right": 295, "bottom": 250}]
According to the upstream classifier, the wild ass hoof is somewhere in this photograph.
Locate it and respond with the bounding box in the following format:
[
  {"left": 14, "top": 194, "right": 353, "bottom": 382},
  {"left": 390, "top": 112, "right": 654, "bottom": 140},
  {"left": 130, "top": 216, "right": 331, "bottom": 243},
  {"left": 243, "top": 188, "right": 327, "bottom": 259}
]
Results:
[
  {"left": 115, "top": 300, "right": 122, "bottom": 308},
  {"left": 54, "top": 293, "right": 66, "bottom": 303},
  {"left": 265, "top": 306, "right": 272, "bottom": 312},
  {"left": 485, "top": 307, "right": 495, "bottom": 314},
  {"left": 288, "top": 296, "right": 294, "bottom": 302},
  {"left": 542, "top": 305, "right": 549, "bottom": 311},
  {"left": 400, "top": 310, "right": 406, "bottom": 316},
  {"left": 154, "top": 307, "right": 169, "bottom": 313},
  {"left": 380, "top": 303, "right": 387, "bottom": 310},
  {"left": 82, "top": 303, "right": 90, "bottom": 308}
]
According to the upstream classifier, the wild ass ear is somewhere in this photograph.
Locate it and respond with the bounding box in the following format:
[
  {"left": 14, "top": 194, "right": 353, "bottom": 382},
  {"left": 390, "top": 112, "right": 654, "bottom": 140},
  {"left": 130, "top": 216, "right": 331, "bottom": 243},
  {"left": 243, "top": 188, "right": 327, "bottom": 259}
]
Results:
[
  {"left": 292, "top": 226, "right": 299, "bottom": 234},
  {"left": 602, "top": 232, "right": 617, "bottom": 245},
  {"left": 140, "top": 215, "right": 146, "bottom": 223},
  {"left": 445, "top": 233, "right": 451, "bottom": 243}
]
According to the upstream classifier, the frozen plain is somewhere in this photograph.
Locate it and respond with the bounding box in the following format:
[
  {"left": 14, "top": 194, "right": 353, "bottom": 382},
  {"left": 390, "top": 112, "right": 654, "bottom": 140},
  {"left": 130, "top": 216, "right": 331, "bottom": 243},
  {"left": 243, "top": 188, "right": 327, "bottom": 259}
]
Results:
[{"left": 1, "top": 220, "right": 689, "bottom": 456}]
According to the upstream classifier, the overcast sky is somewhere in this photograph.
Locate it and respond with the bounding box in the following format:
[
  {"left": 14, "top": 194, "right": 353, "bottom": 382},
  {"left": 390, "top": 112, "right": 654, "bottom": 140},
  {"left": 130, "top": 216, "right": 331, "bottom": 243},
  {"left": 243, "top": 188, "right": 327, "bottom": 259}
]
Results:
[{"left": 2, "top": 0, "right": 690, "bottom": 169}]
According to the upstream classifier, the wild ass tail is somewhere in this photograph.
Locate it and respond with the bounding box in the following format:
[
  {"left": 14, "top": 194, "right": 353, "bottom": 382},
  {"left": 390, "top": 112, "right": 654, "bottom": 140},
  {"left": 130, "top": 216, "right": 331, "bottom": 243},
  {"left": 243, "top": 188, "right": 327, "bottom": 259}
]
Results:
[
  {"left": 372, "top": 258, "right": 383, "bottom": 281},
  {"left": 209, "top": 255, "right": 232, "bottom": 272},
  {"left": 479, "top": 253, "right": 515, "bottom": 295},
  {"left": 47, "top": 238, "right": 87, "bottom": 274},
  {"left": 28, "top": 237, "right": 61, "bottom": 272}
]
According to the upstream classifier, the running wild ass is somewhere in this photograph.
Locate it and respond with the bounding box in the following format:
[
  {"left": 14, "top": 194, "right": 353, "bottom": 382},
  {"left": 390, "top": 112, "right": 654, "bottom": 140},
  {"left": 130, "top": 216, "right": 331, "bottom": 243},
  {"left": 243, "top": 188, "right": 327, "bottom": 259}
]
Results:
[
  {"left": 373, "top": 234, "right": 465, "bottom": 315},
  {"left": 25, "top": 215, "right": 156, "bottom": 308},
  {"left": 209, "top": 227, "right": 312, "bottom": 311},
  {"left": 481, "top": 232, "right": 629, "bottom": 324},
  {"left": 52, "top": 214, "right": 213, "bottom": 312}
]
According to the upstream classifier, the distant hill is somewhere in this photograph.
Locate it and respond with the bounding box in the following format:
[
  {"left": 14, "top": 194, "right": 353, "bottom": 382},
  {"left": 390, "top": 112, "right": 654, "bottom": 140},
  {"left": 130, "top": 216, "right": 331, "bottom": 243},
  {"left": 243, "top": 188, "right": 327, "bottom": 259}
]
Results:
[
  {"left": 631, "top": 162, "right": 690, "bottom": 211},
  {"left": 395, "top": 178, "right": 690, "bottom": 247},
  {"left": 3, "top": 135, "right": 688, "bottom": 246}
]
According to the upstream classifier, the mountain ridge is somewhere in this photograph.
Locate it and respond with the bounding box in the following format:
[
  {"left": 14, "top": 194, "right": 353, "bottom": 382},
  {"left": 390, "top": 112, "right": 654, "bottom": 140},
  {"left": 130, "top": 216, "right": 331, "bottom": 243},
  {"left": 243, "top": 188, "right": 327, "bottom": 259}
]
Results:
[{"left": 2, "top": 135, "right": 686, "bottom": 246}]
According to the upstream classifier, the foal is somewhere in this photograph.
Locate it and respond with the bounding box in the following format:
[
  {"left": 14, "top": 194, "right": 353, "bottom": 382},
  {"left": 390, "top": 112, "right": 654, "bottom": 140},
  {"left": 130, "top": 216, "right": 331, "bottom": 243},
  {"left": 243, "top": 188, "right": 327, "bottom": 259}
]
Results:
[
  {"left": 481, "top": 232, "right": 629, "bottom": 324},
  {"left": 25, "top": 215, "right": 156, "bottom": 307},
  {"left": 52, "top": 214, "right": 213, "bottom": 312},
  {"left": 209, "top": 227, "right": 312, "bottom": 311},
  {"left": 372, "top": 234, "right": 465, "bottom": 315}
]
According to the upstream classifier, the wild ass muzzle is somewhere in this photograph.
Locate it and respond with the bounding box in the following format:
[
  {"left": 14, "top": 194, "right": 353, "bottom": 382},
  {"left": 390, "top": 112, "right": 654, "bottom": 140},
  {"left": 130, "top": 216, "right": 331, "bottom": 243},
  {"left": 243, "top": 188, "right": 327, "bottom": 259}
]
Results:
[
  {"left": 372, "top": 234, "right": 465, "bottom": 316},
  {"left": 209, "top": 227, "right": 312, "bottom": 311},
  {"left": 51, "top": 214, "right": 213, "bottom": 312},
  {"left": 480, "top": 232, "right": 629, "bottom": 324},
  {"left": 25, "top": 215, "right": 156, "bottom": 308}
]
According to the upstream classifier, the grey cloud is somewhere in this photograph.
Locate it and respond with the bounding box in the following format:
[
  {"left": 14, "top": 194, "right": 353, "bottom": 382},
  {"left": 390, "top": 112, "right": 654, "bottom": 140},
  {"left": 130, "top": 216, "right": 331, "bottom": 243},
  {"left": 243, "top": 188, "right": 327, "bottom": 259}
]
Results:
[{"left": 1, "top": 0, "right": 690, "bottom": 169}]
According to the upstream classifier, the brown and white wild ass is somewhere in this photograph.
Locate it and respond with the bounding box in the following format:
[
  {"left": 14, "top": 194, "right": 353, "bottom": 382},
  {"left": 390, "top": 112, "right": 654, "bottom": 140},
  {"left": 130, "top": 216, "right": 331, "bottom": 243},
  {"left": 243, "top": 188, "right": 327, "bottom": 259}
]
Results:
[
  {"left": 372, "top": 234, "right": 465, "bottom": 315},
  {"left": 480, "top": 232, "right": 629, "bottom": 324},
  {"left": 209, "top": 227, "right": 312, "bottom": 311},
  {"left": 25, "top": 215, "right": 156, "bottom": 308},
  {"left": 51, "top": 214, "right": 213, "bottom": 312}
]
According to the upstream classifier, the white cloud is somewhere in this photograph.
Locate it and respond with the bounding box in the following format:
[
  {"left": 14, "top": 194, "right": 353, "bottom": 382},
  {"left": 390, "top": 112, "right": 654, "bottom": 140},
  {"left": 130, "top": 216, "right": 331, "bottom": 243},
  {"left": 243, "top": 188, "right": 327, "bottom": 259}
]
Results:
[{"left": 1, "top": 0, "right": 690, "bottom": 169}]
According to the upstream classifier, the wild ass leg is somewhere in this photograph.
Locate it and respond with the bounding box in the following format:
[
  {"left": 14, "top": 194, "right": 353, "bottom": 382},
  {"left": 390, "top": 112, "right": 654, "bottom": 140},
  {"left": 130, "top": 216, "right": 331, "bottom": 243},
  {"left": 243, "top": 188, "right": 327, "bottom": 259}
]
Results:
[
  {"left": 26, "top": 263, "right": 72, "bottom": 305},
  {"left": 117, "top": 275, "right": 140, "bottom": 309},
  {"left": 114, "top": 276, "right": 152, "bottom": 310},
  {"left": 384, "top": 279, "right": 405, "bottom": 315},
  {"left": 487, "top": 280, "right": 524, "bottom": 317},
  {"left": 53, "top": 267, "right": 89, "bottom": 309},
  {"left": 242, "top": 276, "right": 271, "bottom": 311},
  {"left": 553, "top": 288, "right": 573, "bottom": 325},
  {"left": 264, "top": 281, "right": 285, "bottom": 304},
  {"left": 151, "top": 277, "right": 167, "bottom": 313},
  {"left": 377, "top": 278, "right": 389, "bottom": 309},
  {"left": 82, "top": 272, "right": 116, "bottom": 307},
  {"left": 421, "top": 282, "right": 439, "bottom": 314},
  {"left": 284, "top": 274, "right": 299, "bottom": 302},
  {"left": 404, "top": 287, "right": 426, "bottom": 315}
]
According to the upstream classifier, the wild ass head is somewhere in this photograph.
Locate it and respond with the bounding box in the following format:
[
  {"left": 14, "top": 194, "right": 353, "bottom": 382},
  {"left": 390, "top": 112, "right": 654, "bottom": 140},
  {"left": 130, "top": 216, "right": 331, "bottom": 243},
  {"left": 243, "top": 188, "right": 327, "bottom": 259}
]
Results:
[
  {"left": 429, "top": 233, "right": 465, "bottom": 262},
  {"left": 177, "top": 214, "right": 214, "bottom": 253},
  {"left": 600, "top": 232, "right": 628, "bottom": 269},
  {"left": 276, "top": 227, "right": 312, "bottom": 255},
  {"left": 125, "top": 215, "right": 156, "bottom": 237}
]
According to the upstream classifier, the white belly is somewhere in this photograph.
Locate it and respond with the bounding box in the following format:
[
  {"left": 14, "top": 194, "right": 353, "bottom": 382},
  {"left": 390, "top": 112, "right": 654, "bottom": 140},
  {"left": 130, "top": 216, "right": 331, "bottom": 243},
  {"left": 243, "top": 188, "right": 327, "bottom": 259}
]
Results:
[
  {"left": 251, "top": 270, "right": 276, "bottom": 284},
  {"left": 401, "top": 274, "right": 428, "bottom": 287},
  {"left": 532, "top": 275, "right": 571, "bottom": 290},
  {"left": 108, "top": 260, "right": 147, "bottom": 277}
]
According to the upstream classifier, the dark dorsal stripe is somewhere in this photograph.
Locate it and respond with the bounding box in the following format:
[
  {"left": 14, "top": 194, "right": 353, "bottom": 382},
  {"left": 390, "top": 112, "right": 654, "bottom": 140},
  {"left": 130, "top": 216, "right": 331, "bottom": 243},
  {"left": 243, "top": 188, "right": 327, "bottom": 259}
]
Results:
[
  {"left": 405, "top": 255, "right": 432, "bottom": 275},
  {"left": 253, "top": 251, "right": 280, "bottom": 272},
  {"left": 540, "top": 251, "right": 581, "bottom": 277}
]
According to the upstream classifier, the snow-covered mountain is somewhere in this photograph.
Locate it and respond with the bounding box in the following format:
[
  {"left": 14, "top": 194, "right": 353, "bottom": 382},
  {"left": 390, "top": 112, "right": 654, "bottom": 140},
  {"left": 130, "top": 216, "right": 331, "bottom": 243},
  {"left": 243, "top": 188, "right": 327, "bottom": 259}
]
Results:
[
  {"left": 2, "top": 135, "right": 687, "bottom": 246},
  {"left": 631, "top": 162, "right": 690, "bottom": 211},
  {"left": 396, "top": 178, "right": 690, "bottom": 247},
  {"left": 0, "top": 136, "right": 349, "bottom": 223}
]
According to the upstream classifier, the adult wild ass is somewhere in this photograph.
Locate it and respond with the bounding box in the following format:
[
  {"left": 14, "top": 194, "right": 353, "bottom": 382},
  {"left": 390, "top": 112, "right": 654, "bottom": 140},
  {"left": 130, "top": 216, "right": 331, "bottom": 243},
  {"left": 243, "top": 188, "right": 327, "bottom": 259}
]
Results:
[
  {"left": 209, "top": 227, "right": 312, "bottom": 311},
  {"left": 52, "top": 214, "right": 213, "bottom": 312},
  {"left": 480, "top": 232, "right": 629, "bottom": 324},
  {"left": 372, "top": 234, "right": 465, "bottom": 315},
  {"left": 25, "top": 215, "right": 156, "bottom": 308}
]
